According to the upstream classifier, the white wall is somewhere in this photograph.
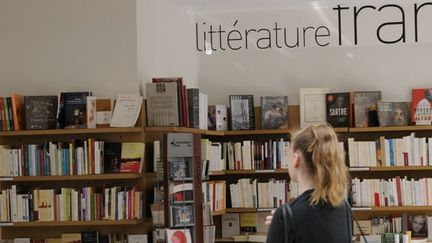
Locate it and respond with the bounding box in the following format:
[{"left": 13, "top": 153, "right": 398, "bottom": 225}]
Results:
[
  {"left": 137, "top": 0, "right": 200, "bottom": 92},
  {"left": 0, "top": 0, "right": 138, "bottom": 98},
  {"left": 194, "top": 1, "right": 432, "bottom": 105}
]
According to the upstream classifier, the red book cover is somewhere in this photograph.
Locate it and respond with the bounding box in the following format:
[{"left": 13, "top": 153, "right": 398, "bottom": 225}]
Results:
[
  {"left": 403, "top": 152, "right": 408, "bottom": 166},
  {"left": 0, "top": 98, "right": 5, "bottom": 130},
  {"left": 374, "top": 193, "right": 380, "bottom": 207},
  {"left": 412, "top": 89, "right": 432, "bottom": 125},
  {"left": 395, "top": 176, "right": 402, "bottom": 206},
  {"left": 182, "top": 85, "right": 189, "bottom": 127},
  {"left": 11, "top": 94, "right": 24, "bottom": 131}
]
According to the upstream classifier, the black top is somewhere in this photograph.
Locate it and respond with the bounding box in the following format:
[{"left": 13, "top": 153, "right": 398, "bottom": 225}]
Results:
[{"left": 266, "top": 189, "right": 351, "bottom": 243}]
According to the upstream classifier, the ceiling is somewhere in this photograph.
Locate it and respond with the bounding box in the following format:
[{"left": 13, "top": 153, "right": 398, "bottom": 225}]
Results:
[{"left": 166, "top": 0, "right": 419, "bottom": 12}]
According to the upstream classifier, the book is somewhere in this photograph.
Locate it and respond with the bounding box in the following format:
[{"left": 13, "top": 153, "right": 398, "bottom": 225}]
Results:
[
  {"left": 86, "top": 96, "right": 97, "bottom": 129},
  {"left": 377, "top": 102, "right": 410, "bottom": 127},
  {"left": 261, "top": 96, "right": 288, "bottom": 129},
  {"left": 222, "top": 213, "right": 240, "bottom": 238},
  {"left": 127, "top": 234, "right": 148, "bottom": 243},
  {"left": 24, "top": 96, "right": 58, "bottom": 130},
  {"left": 171, "top": 183, "right": 193, "bottom": 202},
  {"left": 81, "top": 231, "right": 98, "bottom": 243},
  {"left": 11, "top": 94, "right": 24, "bottom": 130},
  {"left": 63, "top": 92, "right": 92, "bottom": 129},
  {"left": 240, "top": 213, "right": 257, "bottom": 234},
  {"left": 103, "top": 142, "right": 122, "bottom": 173},
  {"left": 326, "top": 92, "right": 350, "bottom": 127},
  {"left": 408, "top": 215, "right": 428, "bottom": 238},
  {"left": 412, "top": 89, "right": 432, "bottom": 125},
  {"left": 110, "top": 94, "right": 142, "bottom": 127},
  {"left": 120, "top": 142, "right": 145, "bottom": 173},
  {"left": 300, "top": 88, "right": 329, "bottom": 129},
  {"left": 146, "top": 82, "right": 180, "bottom": 127},
  {"left": 61, "top": 233, "right": 82, "bottom": 243},
  {"left": 95, "top": 99, "right": 112, "bottom": 128},
  {"left": 153, "top": 229, "right": 165, "bottom": 243},
  {"left": 229, "top": 95, "right": 255, "bottom": 130},
  {"left": 165, "top": 229, "right": 192, "bottom": 243},
  {"left": 353, "top": 91, "right": 382, "bottom": 127},
  {"left": 170, "top": 205, "right": 194, "bottom": 227},
  {"left": 187, "top": 88, "right": 199, "bottom": 128},
  {"left": 152, "top": 77, "right": 186, "bottom": 126},
  {"left": 168, "top": 157, "right": 193, "bottom": 181},
  {"left": 13, "top": 239, "right": 30, "bottom": 243},
  {"left": 208, "top": 105, "right": 228, "bottom": 131}
]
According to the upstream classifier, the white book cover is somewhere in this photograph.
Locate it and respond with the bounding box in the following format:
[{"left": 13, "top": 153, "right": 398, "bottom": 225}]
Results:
[
  {"left": 13, "top": 239, "right": 30, "bottom": 243},
  {"left": 299, "top": 88, "right": 329, "bottom": 129},
  {"left": 199, "top": 92, "right": 208, "bottom": 130},
  {"left": 128, "top": 234, "right": 148, "bottom": 243},
  {"left": 222, "top": 213, "right": 240, "bottom": 238},
  {"left": 215, "top": 105, "right": 228, "bottom": 131},
  {"left": 86, "top": 96, "right": 97, "bottom": 129},
  {"left": 110, "top": 94, "right": 143, "bottom": 127}
]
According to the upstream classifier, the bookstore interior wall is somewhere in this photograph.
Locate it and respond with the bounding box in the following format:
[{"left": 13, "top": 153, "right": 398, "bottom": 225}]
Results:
[{"left": 0, "top": 0, "right": 139, "bottom": 98}]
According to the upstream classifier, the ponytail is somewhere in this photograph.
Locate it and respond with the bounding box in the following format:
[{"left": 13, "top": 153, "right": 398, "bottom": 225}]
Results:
[{"left": 291, "top": 124, "right": 349, "bottom": 207}]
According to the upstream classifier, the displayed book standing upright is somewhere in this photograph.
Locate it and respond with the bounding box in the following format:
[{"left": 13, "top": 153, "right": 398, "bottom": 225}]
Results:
[{"left": 163, "top": 133, "right": 203, "bottom": 243}]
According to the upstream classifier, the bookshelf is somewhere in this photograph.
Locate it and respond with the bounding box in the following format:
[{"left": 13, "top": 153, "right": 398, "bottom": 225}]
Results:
[{"left": 0, "top": 103, "right": 153, "bottom": 240}]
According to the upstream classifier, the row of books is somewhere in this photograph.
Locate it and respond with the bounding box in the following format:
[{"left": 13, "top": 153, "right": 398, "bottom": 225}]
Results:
[
  {"left": 354, "top": 215, "right": 432, "bottom": 242},
  {"left": 221, "top": 212, "right": 269, "bottom": 239},
  {"left": 351, "top": 177, "right": 432, "bottom": 207},
  {"left": 0, "top": 142, "right": 145, "bottom": 177},
  {"left": 349, "top": 134, "right": 432, "bottom": 168},
  {"left": 0, "top": 185, "right": 143, "bottom": 222},
  {"left": 1, "top": 232, "right": 147, "bottom": 243},
  {"left": 202, "top": 181, "right": 226, "bottom": 213},
  {"left": 229, "top": 179, "right": 288, "bottom": 209},
  {"left": 302, "top": 88, "right": 432, "bottom": 129},
  {"left": 201, "top": 139, "right": 290, "bottom": 172},
  {"left": 0, "top": 92, "right": 143, "bottom": 131}
]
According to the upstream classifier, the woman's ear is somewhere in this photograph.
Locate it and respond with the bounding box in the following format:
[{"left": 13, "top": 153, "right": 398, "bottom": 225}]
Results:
[{"left": 292, "top": 152, "right": 300, "bottom": 168}]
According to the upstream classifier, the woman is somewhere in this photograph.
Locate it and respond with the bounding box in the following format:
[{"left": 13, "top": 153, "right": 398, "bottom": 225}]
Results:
[{"left": 266, "top": 124, "right": 351, "bottom": 243}]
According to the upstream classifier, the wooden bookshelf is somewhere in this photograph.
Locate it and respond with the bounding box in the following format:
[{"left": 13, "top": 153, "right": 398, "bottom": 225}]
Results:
[
  {"left": 221, "top": 169, "right": 288, "bottom": 175},
  {"left": 0, "top": 127, "right": 143, "bottom": 136},
  {"left": 226, "top": 208, "right": 258, "bottom": 213},
  {"left": 348, "top": 125, "right": 432, "bottom": 133},
  {"left": 349, "top": 166, "right": 432, "bottom": 172},
  {"left": 212, "top": 209, "right": 227, "bottom": 216},
  {"left": 224, "top": 129, "right": 290, "bottom": 136},
  {"left": 0, "top": 173, "right": 143, "bottom": 182},
  {"left": 352, "top": 206, "right": 432, "bottom": 213},
  {"left": 3, "top": 219, "right": 143, "bottom": 227}
]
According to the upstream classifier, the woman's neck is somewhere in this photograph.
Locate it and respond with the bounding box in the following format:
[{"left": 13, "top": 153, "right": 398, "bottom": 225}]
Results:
[{"left": 297, "top": 173, "right": 315, "bottom": 195}]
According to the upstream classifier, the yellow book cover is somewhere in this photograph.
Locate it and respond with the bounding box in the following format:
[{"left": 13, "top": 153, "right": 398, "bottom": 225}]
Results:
[
  {"left": 240, "top": 212, "right": 257, "bottom": 234},
  {"left": 61, "top": 233, "right": 81, "bottom": 243},
  {"left": 120, "top": 143, "right": 144, "bottom": 173}
]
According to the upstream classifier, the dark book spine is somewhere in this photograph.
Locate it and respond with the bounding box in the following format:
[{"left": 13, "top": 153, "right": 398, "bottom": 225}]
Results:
[
  {"left": 7, "top": 97, "right": 14, "bottom": 131},
  {"left": 3, "top": 97, "right": 10, "bottom": 130},
  {"left": 187, "top": 89, "right": 200, "bottom": 128},
  {"left": 0, "top": 98, "right": 3, "bottom": 131},
  {"left": 248, "top": 97, "right": 255, "bottom": 130}
]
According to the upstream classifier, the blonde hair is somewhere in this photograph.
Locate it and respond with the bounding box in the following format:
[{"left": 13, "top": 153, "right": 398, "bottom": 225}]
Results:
[{"left": 291, "top": 123, "right": 349, "bottom": 207}]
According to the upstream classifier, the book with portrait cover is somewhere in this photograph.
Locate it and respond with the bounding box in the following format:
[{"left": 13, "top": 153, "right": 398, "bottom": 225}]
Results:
[
  {"left": 412, "top": 89, "right": 432, "bottom": 125},
  {"left": 63, "top": 92, "right": 92, "bottom": 129},
  {"left": 326, "top": 92, "right": 351, "bottom": 127},
  {"left": 404, "top": 214, "right": 428, "bottom": 238},
  {"left": 261, "top": 96, "right": 288, "bottom": 129},
  {"left": 377, "top": 102, "right": 410, "bottom": 127},
  {"left": 166, "top": 229, "right": 192, "bottom": 243},
  {"left": 208, "top": 105, "right": 228, "bottom": 131},
  {"left": 168, "top": 157, "right": 193, "bottom": 181},
  {"left": 170, "top": 205, "right": 194, "bottom": 227},
  {"left": 229, "top": 95, "right": 255, "bottom": 130},
  {"left": 353, "top": 91, "right": 381, "bottom": 127},
  {"left": 24, "top": 96, "right": 58, "bottom": 130}
]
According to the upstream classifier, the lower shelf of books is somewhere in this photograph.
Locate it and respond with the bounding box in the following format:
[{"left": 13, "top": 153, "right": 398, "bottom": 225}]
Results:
[{"left": 0, "top": 219, "right": 143, "bottom": 227}]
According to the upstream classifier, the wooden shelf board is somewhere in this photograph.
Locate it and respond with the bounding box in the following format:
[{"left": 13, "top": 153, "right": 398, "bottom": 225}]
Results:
[
  {"left": 333, "top": 127, "right": 349, "bottom": 133},
  {"left": 7, "top": 219, "right": 143, "bottom": 227},
  {"left": 209, "top": 171, "right": 226, "bottom": 176},
  {"left": 352, "top": 206, "right": 432, "bottom": 212},
  {"left": 0, "top": 127, "right": 143, "bottom": 136},
  {"left": 349, "top": 126, "right": 432, "bottom": 133},
  {"left": 0, "top": 173, "right": 143, "bottom": 182},
  {"left": 211, "top": 209, "right": 226, "bottom": 216},
  {"left": 226, "top": 208, "right": 257, "bottom": 213},
  {"left": 349, "top": 166, "right": 432, "bottom": 172},
  {"left": 221, "top": 169, "right": 288, "bottom": 175},
  {"left": 223, "top": 129, "right": 290, "bottom": 136},
  {"left": 145, "top": 127, "right": 208, "bottom": 134}
]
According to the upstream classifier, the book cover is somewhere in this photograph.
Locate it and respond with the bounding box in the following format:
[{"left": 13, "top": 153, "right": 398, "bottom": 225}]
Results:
[
  {"left": 221, "top": 213, "right": 240, "bottom": 238},
  {"left": 63, "top": 92, "right": 92, "bottom": 129},
  {"left": 187, "top": 88, "right": 199, "bottom": 128},
  {"left": 61, "top": 233, "right": 81, "bottom": 243},
  {"left": 261, "top": 96, "right": 289, "bottom": 129},
  {"left": 208, "top": 105, "right": 228, "bottom": 131},
  {"left": 103, "top": 142, "right": 122, "bottom": 173},
  {"left": 300, "top": 88, "right": 329, "bottom": 129},
  {"left": 96, "top": 98, "right": 112, "bottom": 128},
  {"left": 240, "top": 212, "right": 257, "bottom": 234},
  {"left": 168, "top": 157, "right": 193, "bottom": 181},
  {"left": 166, "top": 229, "right": 192, "bottom": 243},
  {"left": 153, "top": 229, "right": 165, "bottom": 243},
  {"left": 110, "top": 94, "right": 142, "bottom": 127},
  {"left": 11, "top": 94, "right": 25, "bottom": 130},
  {"left": 377, "top": 102, "right": 410, "bottom": 127},
  {"left": 146, "top": 82, "right": 179, "bottom": 126},
  {"left": 24, "top": 96, "right": 58, "bottom": 130},
  {"left": 81, "top": 232, "right": 98, "bottom": 243},
  {"left": 412, "top": 89, "right": 432, "bottom": 125},
  {"left": 171, "top": 183, "right": 193, "bottom": 203},
  {"left": 127, "top": 234, "right": 148, "bottom": 243},
  {"left": 229, "top": 95, "right": 255, "bottom": 130},
  {"left": 170, "top": 205, "right": 194, "bottom": 227},
  {"left": 407, "top": 214, "right": 428, "bottom": 238},
  {"left": 326, "top": 92, "right": 350, "bottom": 127},
  {"left": 353, "top": 91, "right": 381, "bottom": 127},
  {"left": 152, "top": 77, "right": 184, "bottom": 126},
  {"left": 120, "top": 143, "right": 144, "bottom": 173},
  {"left": 86, "top": 96, "right": 97, "bottom": 129}
]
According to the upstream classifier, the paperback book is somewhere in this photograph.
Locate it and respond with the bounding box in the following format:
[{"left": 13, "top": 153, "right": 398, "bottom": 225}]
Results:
[
  {"left": 353, "top": 91, "right": 381, "bottom": 127},
  {"left": 326, "top": 92, "right": 350, "bottom": 127},
  {"left": 377, "top": 102, "right": 410, "bottom": 127},
  {"left": 260, "top": 96, "right": 288, "bottom": 129},
  {"left": 24, "top": 96, "right": 58, "bottom": 130},
  {"left": 229, "top": 95, "right": 255, "bottom": 130}
]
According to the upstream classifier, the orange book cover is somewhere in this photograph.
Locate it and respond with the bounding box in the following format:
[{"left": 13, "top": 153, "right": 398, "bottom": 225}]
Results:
[
  {"left": 11, "top": 94, "right": 24, "bottom": 130},
  {"left": 95, "top": 99, "right": 112, "bottom": 128}
]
